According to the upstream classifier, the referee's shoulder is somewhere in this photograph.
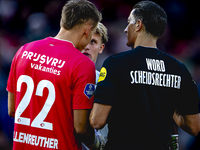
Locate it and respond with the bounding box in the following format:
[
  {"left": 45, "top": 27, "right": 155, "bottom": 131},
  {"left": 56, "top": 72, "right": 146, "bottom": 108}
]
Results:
[{"left": 162, "top": 50, "right": 185, "bottom": 68}]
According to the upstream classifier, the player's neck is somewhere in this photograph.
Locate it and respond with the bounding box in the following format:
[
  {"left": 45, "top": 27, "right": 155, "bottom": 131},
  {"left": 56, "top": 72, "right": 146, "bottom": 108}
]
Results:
[
  {"left": 54, "top": 27, "right": 80, "bottom": 48},
  {"left": 134, "top": 32, "right": 157, "bottom": 49}
]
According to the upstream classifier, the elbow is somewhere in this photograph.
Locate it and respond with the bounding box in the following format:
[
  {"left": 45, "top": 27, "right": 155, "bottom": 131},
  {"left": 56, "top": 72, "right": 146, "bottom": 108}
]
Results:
[
  {"left": 8, "top": 92, "right": 15, "bottom": 118},
  {"left": 8, "top": 110, "right": 15, "bottom": 118},
  {"left": 90, "top": 116, "right": 106, "bottom": 130},
  {"left": 190, "top": 124, "right": 200, "bottom": 136},
  {"left": 89, "top": 103, "right": 111, "bottom": 130},
  {"left": 187, "top": 115, "right": 200, "bottom": 136},
  {"left": 178, "top": 114, "right": 200, "bottom": 136},
  {"left": 188, "top": 128, "right": 199, "bottom": 137},
  {"left": 181, "top": 122, "right": 200, "bottom": 136},
  {"left": 74, "top": 126, "right": 87, "bottom": 135},
  {"left": 74, "top": 127, "right": 89, "bottom": 142}
]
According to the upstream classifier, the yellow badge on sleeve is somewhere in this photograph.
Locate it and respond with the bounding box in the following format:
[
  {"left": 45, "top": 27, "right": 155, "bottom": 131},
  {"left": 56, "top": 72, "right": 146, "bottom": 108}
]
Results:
[{"left": 98, "top": 67, "right": 107, "bottom": 83}]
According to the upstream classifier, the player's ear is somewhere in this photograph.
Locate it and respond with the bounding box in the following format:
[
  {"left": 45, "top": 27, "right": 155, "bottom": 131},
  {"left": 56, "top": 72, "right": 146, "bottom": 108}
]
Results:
[
  {"left": 84, "top": 25, "right": 93, "bottom": 37},
  {"left": 98, "top": 43, "right": 105, "bottom": 54},
  {"left": 135, "top": 19, "right": 142, "bottom": 32}
]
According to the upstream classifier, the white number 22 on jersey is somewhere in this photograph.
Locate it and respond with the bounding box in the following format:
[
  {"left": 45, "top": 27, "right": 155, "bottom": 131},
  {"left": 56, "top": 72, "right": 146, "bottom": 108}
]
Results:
[{"left": 15, "top": 75, "right": 55, "bottom": 130}]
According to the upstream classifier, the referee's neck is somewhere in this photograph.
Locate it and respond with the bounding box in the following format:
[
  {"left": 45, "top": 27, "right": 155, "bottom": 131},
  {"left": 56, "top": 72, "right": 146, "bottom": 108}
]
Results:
[{"left": 133, "top": 33, "right": 157, "bottom": 49}]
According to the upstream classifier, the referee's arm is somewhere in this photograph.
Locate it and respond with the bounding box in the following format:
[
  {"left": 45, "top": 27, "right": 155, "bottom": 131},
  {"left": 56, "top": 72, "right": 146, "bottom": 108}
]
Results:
[
  {"left": 90, "top": 103, "right": 112, "bottom": 130},
  {"left": 173, "top": 63, "right": 200, "bottom": 136},
  {"left": 173, "top": 109, "right": 200, "bottom": 136}
]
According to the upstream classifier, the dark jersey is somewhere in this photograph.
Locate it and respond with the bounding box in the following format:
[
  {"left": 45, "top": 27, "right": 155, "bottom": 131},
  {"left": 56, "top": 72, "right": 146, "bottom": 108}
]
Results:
[{"left": 94, "top": 46, "right": 199, "bottom": 150}]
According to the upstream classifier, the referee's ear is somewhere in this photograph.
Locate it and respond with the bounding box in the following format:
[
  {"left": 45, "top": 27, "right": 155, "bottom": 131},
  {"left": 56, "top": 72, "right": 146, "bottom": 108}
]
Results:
[{"left": 135, "top": 19, "right": 142, "bottom": 32}]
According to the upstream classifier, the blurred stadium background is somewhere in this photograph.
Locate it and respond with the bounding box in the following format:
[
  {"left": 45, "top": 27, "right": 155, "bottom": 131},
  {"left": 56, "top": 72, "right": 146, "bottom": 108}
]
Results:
[{"left": 0, "top": 0, "right": 199, "bottom": 149}]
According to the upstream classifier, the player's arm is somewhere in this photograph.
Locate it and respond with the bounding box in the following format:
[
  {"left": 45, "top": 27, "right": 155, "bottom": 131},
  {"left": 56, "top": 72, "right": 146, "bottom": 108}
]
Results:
[
  {"left": 8, "top": 92, "right": 15, "bottom": 118},
  {"left": 90, "top": 103, "right": 112, "bottom": 130},
  {"left": 72, "top": 60, "right": 101, "bottom": 149},
  {"left": 173, "top": 109, "right": 200, "bottom": 136},
  {"left": 7, "top": 46, "right": 24, "bottom": 118},
  {"left": 74, "top": 109, "right": 96, "bottom": 147},
  {"left": 74, "top": 110, "right": 102, "bottom": 150}
]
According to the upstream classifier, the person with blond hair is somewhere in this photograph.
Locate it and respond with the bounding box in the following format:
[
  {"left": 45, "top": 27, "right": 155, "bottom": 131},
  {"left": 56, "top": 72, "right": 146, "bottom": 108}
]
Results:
[
  {"left": 81, "top": 22, "right": 108, "bottom": 150},
  {"left": 82, "top": 22, "right": 108, "bottom": 83}
]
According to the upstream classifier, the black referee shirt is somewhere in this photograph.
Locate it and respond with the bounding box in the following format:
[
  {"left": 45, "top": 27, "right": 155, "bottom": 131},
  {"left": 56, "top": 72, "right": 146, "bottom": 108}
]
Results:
[{"left": 94, "top": 46, "right": 199, "bottom": 150}]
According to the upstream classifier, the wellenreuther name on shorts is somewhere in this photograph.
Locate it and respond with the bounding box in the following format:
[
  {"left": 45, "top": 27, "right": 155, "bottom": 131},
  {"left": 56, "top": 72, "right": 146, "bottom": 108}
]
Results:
[
  {"left": 21, "top": 51, "right": 65, "bottom": 76},
  {"left": 14, "top": 131, "right": 58, "bottom": 149},
  {"left": 130, "top": 58, "right": 181, "bottom": 89}
]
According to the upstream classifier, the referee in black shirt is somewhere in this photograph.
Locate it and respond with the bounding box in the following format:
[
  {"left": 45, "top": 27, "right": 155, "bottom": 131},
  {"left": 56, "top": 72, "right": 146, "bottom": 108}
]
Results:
[{"left": 90, "top": 1, "right": 200, "bottom": 150}]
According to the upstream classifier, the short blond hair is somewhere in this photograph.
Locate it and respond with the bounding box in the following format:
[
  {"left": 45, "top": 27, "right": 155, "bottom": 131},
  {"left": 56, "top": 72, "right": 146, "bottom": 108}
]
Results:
[{"left": 95, "top": 22, "right": 108, "bottom": 44}]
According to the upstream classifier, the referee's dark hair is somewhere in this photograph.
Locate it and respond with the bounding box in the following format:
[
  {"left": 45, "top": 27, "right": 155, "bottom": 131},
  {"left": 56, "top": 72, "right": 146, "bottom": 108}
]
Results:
[
  {"left": 132, "top": 1, "right": 167, "bottom": 38},
  {"left": 61, "top": 0, "right": 102, "bottom": 30}
]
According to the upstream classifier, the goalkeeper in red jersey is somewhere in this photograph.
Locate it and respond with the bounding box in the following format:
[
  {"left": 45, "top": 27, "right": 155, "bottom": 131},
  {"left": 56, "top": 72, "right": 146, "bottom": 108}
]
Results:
[{"left": 7, "top": 0, "right": 102, "bottom": 150}]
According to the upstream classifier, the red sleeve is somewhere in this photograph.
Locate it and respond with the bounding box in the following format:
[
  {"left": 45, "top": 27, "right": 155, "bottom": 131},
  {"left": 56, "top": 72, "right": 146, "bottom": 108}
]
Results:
[
  {"left": 72, "top": 59, "right": 96, "bottom": 110},
  {"left": 7, "top": 46, "right": 24, "bottom": 94},
  {"left": 7, "top": 60, "right": 15, "bottom": 93}
]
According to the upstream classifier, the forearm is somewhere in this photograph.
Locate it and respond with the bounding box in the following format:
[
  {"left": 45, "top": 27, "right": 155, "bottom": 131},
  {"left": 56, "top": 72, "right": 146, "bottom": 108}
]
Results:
[
  {"left": 90, "top": 103, "right": 112, "bottom": 130},
  {"left": 78, "top": 125, "right": 95, "bottom": 147},
  {"left": 8, "top": 92, "right": 15, "bottom": 118},
  {"left": 73, "top": 109, "right": 100, "bottom": 149},
  {"left": 75, "top": 127, "right": 100, "bottom": 150}
]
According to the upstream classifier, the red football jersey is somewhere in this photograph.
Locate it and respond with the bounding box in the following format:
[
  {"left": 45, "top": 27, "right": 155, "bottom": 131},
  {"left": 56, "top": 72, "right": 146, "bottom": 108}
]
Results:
[{"left": 7, "top": 37, "right": 96, "bottom": 150}]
